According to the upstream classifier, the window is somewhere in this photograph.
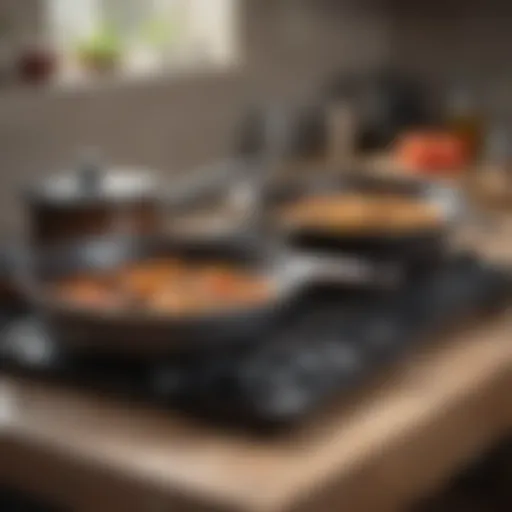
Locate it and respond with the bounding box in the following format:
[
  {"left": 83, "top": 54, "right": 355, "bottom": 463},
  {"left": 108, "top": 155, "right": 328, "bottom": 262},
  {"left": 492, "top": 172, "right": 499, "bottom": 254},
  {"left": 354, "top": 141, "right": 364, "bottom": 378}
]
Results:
[{"left": 45, "top": 0, "right": 238, "bottom": 83}]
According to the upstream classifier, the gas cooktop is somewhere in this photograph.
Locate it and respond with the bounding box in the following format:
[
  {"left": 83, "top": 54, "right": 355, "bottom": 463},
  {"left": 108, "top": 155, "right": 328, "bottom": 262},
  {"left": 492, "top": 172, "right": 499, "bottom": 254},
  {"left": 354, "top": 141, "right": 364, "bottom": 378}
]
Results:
[{"left": 0, "top": 253, "right": 510, "bottom": 428}]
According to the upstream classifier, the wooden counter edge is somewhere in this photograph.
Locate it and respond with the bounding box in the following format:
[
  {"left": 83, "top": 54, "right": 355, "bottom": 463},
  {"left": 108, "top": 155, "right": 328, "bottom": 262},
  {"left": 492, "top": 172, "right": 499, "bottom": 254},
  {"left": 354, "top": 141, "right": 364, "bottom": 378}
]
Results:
[{"left": 0, "top": 309, "right": 511, "bottom": 512}]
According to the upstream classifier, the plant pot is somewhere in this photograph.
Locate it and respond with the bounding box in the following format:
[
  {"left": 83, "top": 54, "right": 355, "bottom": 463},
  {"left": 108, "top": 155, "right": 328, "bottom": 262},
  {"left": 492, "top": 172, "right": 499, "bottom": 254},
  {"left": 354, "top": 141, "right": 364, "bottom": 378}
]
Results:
[{"left": 18, "top": 44, "right": 57, "bottom": 85}]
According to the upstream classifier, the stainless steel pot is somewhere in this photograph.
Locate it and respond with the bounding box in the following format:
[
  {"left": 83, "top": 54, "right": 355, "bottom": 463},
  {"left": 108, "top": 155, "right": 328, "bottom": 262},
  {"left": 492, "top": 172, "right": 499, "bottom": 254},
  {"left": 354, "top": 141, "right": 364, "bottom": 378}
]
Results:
[{"left": 22, "top": 152, "right": 163, "bottom": 248}]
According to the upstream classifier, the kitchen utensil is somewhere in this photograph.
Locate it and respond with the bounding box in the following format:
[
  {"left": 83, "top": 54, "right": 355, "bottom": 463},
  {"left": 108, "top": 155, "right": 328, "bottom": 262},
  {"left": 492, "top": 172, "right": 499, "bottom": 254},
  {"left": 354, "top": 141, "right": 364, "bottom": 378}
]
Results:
[
  {"left": 265, "top": 172, "right": 466, "bottom": 270},
  {"left": 17, "top": 234, "right": 389, "bottom": 358},
  {"left": 22, "top": 151, "right": 163, "bottom": 247}
]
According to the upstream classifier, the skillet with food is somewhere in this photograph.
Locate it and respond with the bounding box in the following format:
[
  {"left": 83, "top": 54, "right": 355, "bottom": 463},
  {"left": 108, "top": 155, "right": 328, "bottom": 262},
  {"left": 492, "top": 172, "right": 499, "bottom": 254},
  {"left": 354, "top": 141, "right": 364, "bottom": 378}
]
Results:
[
  {"left": 266, "top": 173, "right": 465, "bottom": 266},
  {"left": 18, "top": 232, "right": 398, "bottom": 358},
  {"left": 17, "top": 235, "right": 298, "bottom": 357}
]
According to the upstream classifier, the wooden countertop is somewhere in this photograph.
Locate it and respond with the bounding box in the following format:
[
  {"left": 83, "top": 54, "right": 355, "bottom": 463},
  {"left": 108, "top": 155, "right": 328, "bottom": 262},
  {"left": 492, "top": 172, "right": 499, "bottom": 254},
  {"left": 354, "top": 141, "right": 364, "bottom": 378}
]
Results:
[{"left": 0, "top": 219, "right": 510, "bottom": 512}]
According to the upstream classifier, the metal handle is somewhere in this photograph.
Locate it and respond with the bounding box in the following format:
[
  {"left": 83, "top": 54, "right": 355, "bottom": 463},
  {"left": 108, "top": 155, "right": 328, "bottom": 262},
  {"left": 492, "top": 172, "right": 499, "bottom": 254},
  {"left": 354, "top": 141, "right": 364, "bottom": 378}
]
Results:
[
  {"left": 161, "top": 158, "right": 243, "bottom": 210},
  {"left": 282, "top": 252, "right": 402, "bottom": 291}
]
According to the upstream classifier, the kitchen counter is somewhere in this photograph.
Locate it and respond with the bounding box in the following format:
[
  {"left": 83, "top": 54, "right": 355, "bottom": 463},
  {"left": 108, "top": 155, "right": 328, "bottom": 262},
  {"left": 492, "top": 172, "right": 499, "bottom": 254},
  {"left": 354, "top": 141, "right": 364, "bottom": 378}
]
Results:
[{"left": 0, "top": 218, "right": 510, "bottom": 512}]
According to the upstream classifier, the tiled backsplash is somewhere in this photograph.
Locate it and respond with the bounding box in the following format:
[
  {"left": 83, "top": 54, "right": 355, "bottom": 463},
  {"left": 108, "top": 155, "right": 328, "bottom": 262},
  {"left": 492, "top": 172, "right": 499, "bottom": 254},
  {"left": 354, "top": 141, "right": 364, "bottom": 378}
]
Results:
[
  {"left": 2, "top": 0, "right": 512, "bottom": 231},
  {"left": 0, "top": 0, "right": 391, "bottom": 230},
  {"left": 389, "top": 0, "right": 512, "bottom": 113}
]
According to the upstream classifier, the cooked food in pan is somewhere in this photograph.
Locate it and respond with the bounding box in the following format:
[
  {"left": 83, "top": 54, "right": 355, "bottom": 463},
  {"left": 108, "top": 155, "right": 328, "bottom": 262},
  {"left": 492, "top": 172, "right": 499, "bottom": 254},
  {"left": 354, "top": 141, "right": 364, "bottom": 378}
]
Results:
[
  {"left": 52, "top": 259, "right": 276, "bottom": 315},
  {"left": 276, "top": 193, "right": 443, "bottom": 234}
]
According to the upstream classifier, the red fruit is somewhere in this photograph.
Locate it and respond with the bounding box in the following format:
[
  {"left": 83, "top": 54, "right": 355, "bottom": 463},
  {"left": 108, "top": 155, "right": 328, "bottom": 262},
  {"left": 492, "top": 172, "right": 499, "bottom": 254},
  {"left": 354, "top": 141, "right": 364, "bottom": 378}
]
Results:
[{"left": 396, "top": 131, "right": 469, "bottom": 174}]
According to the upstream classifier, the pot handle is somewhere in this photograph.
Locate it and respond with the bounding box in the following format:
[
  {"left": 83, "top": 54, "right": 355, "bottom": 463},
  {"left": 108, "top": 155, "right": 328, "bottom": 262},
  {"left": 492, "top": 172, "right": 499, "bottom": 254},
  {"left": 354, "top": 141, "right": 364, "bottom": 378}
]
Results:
[{"left": 159, "top": 158, "right": 246, "bottom": 210}]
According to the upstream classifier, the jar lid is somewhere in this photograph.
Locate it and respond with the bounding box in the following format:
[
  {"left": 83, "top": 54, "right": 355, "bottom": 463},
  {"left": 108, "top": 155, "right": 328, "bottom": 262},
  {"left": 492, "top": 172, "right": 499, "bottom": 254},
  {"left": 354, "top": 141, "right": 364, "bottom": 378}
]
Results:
[{"left": 24, "top": 152, "right": 160, "bottom": 207}]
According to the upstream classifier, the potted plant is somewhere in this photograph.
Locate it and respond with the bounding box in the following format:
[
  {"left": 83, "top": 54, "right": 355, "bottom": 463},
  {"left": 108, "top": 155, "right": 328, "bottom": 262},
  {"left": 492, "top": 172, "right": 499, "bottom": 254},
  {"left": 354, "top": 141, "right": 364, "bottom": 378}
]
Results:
[
  {"left": 139, "top": 11, "right": 185, "bottom": 64},
  {"left": 76, "top": 25, "right": 123, "bottom": 75}
]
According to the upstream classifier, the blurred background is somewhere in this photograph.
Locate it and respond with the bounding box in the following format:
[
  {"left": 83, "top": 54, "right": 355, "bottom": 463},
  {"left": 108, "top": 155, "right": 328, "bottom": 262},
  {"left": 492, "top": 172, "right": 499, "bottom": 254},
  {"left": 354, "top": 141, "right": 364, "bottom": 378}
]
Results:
[
  {"left": 0, "top": 1, "right": 511, "bottom": 511},
  {"left": 0, "top": 0, "right": 509, "bottom": 229}
]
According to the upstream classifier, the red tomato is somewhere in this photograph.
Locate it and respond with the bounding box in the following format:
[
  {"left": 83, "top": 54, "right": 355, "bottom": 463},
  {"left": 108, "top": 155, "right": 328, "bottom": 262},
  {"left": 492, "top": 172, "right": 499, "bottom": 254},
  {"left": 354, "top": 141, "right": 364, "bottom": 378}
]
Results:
[{"left": 396, "top": 131, "right": 469, "bottom": 174}]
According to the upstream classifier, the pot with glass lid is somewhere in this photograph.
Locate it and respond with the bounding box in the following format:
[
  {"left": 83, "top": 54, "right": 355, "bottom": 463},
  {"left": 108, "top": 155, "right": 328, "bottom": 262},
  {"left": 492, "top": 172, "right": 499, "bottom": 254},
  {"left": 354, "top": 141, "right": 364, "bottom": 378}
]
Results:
[{"left": 22, "top": 152, "right": 163, "bottom": 247}]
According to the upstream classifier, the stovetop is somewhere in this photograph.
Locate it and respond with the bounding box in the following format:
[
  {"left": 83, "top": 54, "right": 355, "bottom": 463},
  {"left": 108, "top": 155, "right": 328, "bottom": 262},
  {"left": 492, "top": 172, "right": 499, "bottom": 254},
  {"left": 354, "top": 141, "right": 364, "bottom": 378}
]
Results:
[{"left": 0, "top": 253, "right": 510, "bottom": 429}]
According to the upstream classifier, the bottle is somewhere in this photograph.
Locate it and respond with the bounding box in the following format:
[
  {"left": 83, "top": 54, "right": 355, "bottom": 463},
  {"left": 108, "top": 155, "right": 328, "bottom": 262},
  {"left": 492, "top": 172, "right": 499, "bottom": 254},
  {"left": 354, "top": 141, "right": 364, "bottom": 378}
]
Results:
[
  {"left": 327, "top": 100, "right": 358, "bottom": 167},
  {"left": 445, "top": 83, "right": 483, "bottom": 163},
  {"left": 481, "top": 119, "right": 512, "bottom": 204}
]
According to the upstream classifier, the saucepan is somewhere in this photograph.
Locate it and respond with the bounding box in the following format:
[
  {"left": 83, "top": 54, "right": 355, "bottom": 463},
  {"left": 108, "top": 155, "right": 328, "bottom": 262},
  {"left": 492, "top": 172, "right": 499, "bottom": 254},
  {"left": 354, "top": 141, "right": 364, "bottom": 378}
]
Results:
[{"left": 21, "top": 152, "right": 165, "bottom": 249}]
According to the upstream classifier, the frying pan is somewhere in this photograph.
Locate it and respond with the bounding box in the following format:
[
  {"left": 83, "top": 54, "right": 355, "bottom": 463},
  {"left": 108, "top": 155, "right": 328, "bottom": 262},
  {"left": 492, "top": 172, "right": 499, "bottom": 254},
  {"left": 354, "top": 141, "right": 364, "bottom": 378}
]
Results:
[
  {"left": 264, "top": 172, "right": 466, "bottom": 269},
  {"left": 17, "top": 234, "right": 388, "bottom": 358},
  {"left": 16, "top": 235, "right": 291, "bottom": 357}
]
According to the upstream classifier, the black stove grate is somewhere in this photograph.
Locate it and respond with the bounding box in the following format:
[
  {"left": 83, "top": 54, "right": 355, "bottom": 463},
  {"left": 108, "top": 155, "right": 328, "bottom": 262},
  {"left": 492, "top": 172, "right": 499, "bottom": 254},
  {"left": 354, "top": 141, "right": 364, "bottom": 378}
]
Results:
[{"left": 0, "top": 253, "right": 510, "bottom": 429}]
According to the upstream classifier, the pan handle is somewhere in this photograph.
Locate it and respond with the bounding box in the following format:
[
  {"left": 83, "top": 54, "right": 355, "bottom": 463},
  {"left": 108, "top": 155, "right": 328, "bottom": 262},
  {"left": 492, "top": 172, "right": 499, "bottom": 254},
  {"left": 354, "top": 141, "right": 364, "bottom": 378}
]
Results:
[
  {"left": 281, "top": 252, "right": 403, "bottom": 291},
  {"left": 160, "top": 158, "right": 247, "bottom": 211}
]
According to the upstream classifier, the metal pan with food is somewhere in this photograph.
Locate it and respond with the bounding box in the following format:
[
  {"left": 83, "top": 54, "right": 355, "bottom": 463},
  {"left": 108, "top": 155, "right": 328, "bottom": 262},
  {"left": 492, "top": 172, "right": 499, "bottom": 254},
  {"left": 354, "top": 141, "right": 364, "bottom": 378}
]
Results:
[
  {"left": 265, "top": 172, "right": 466, "bottom": 266},
  {"left": 17, "top": 235, "right": 294, "bottom": 357},
  {"left": 18, "top": 235, "right": 394, "bottom": 358}
]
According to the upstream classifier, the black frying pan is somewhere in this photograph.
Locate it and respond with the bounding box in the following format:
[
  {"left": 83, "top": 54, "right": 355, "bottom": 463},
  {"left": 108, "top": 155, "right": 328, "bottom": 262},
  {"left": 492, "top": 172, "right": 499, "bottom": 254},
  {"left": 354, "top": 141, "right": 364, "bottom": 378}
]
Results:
[
  {"left": 17, "top": 235, "right": 300, "bottom": 358},
  {"left": 264, "top": 172, "right": 466, "bottom": 269},
  {"left": 17, "top": 234, "right": 398, "bottom": 358}
]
